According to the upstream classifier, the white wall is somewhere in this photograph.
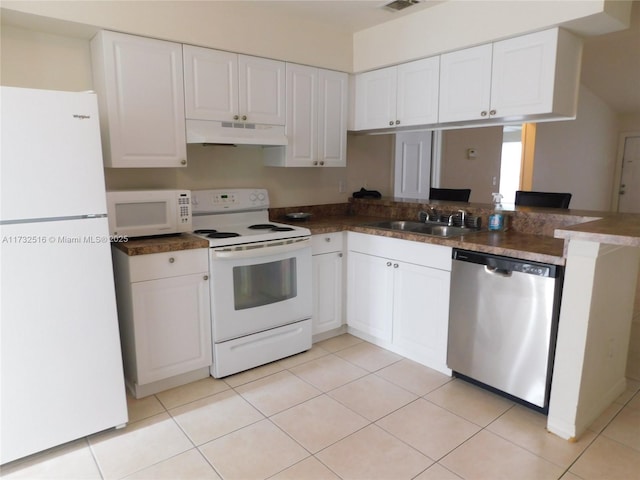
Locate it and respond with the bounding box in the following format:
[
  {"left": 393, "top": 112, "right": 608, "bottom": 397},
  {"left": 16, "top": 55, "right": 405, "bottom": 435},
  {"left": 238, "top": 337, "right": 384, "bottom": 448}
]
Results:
[
  {"left": 353, "top": 0, "right": 631, "bottom": 72},
  {"left": 1, "top": 0, "right": 352, "bottom": 72},
  {"left": 440, "top": 126, "right": 504, "bottom": 204},
  {"left": 533, "top": 85, "right": 619, "bottom": 211}
]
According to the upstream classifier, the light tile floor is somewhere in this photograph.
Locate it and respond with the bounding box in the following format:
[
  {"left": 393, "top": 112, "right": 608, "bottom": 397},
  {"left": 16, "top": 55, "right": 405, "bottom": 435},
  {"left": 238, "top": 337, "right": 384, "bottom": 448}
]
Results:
[{"left": 2, "top": 334, "right": 639, "bottom": 480}]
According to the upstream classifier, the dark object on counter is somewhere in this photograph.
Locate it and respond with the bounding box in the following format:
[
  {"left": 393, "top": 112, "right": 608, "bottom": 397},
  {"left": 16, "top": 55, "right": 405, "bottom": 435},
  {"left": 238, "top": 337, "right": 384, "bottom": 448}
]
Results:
[
  {"left": 429, "top": 188, "right": 471, "bottom": 202},
  {"left": 285, "top": 212, "right": 312, "bottom": 221},
  {"left": 353, "top": 188, "right": 382, "bottom": 199},
  {"left": 515, "top": 191, "right": 571, "bottom": 209}
]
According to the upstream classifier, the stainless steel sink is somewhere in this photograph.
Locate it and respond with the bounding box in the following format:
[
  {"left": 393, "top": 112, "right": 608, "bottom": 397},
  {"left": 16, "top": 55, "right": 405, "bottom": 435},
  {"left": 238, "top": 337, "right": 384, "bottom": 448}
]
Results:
[{"left": 366, "top": 220, "right": 476, "bottom": 238}]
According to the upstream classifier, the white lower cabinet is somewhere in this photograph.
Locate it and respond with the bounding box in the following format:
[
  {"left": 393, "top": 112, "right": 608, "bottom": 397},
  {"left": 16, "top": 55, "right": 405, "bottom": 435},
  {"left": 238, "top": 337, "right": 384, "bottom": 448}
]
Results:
[
  {"left": 112, "top": 248, "right": 212, "bottom": 398},
  {"left": 312, "top": 233, "right": 344, "bottom": 336},
  {"left": 346, "top": 232, "right": 452, "bottom": 374}
]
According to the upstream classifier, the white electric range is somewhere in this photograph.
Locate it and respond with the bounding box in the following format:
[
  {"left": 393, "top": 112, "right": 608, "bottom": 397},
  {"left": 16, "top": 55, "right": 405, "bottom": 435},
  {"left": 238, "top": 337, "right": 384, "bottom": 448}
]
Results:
[{"left": 191, "top": 189, "right": 312, "bottom": 378}]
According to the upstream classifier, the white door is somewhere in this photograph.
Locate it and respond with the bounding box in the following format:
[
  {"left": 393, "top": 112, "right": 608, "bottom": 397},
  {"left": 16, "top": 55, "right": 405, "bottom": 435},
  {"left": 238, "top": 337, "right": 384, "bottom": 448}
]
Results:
[
  {"left": 318, "top": 69, "right": 348, "bottom": 166},
  {"left": 285, "top": 63, "right": 318, "bottom": 166},
  {"left": 183, "top": 46, "right": 238, "bottom": 121},
  {"left": 396, "top": 56, "right": 440, "bottom": 126},
  {"left": 491, "top": 29, "right": 556, "bottom": 118},
  {"left": 91, "top": 31, "right": 187, "bottom": 168},
  {"left": 132, "top": 272, "right": 212, "bottom": 384},
  {"left": 354, "top": 66, "right": 397, "bottom": 130},
  {"left": 347, "top": 252, "right": 394, "bottom": 342},
  {"left": 394, "top": 131, "right": 432, "bottom": 199},
  {"left": 393, "top": 262, "right": 451, "bottom": 373},
  {"left": 0, "top": 87, "right": 107, "bottom": 220},
  {"left": 238, "top": 55, "right": 286, "bottom": 125},
  {"left": 439, "top": 44, "right": 492, "bottom": 123},
  {"left": 312, "top": 252, "right": 343, "bottom": 334},
  {"left": 619, "top": 135, "right": 640, "bottom": 213}
]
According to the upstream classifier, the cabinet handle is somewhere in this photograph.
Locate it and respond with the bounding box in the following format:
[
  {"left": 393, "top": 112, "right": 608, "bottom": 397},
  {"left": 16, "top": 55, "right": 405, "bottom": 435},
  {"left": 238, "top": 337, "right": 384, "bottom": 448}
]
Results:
[
  {"left": 338, "top": 253, "right": 343, "bottom": 258},
  {"left": 389, "top": 121, "right": 394, "bottom": 126},
  {"left": 395, "top": 120, "right": 400, "bottom": 125},
  {"left": 203, "top": 275, "right": 209, "bottom": 281},
  {"left": 319, "top": 161, "right": 325, "bottom": 166},
  {"left": 393, "top": 263, "right": 399, "bottom": 268},
  {"left": 233, "top": 115, "right": 239, "bottom": 120},
  {"left": 490, "top": 109, "right": 496, "bottom": 116},
  {"left": 169, "top": 257, "right": 175, "bottom": 263},
  {"left": 242, "top": 115, "right": 247, "bottom": 121},
  {"left": 313, "top": 161, "right": 318, "bottom": 166},
  {"left": 180, "top": 159, "right": 187, "bottom": 165},
  {"left": 481, "top": 111, "right": 488, "bottom": 117},
  {"left": 387, "top": 261, "right": 392, "bottom": 266},
  {"left": 324, "top": 237, "right": 331, "bottom": 242}
]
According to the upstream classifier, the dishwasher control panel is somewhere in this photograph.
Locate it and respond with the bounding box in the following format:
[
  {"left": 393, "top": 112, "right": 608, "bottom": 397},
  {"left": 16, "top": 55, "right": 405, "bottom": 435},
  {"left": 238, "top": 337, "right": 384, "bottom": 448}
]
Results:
[{"left": 452, "top": 249, "right": 560, "bottom": 278}]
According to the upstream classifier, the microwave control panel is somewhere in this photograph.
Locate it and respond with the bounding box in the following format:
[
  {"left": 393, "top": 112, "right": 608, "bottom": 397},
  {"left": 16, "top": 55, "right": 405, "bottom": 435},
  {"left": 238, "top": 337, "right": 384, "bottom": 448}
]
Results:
[{"left": 178, "top": 192, "right": 191, "bottom": 224}]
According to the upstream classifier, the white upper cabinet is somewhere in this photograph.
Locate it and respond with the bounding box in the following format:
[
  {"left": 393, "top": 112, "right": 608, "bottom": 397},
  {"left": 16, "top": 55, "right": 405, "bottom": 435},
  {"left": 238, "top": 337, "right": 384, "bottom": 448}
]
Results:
[
  {"left": 183, "top": 45, "right": 285, "bottom": 125},
  {"left": 91, "top": 31, "right": 187, "bottom": 168},
  {"left": 439, "top": 28, "right": 582, "bottom": 124},
  {"left": 318, "top": 69, "right": 348, "bottom": 167},
  {"left": 354, "top": 66, "right": 397, "bottom": 130},
  {"left": 353, "top": 56, "right": 440, "bottom": 131},
  {"left": 239, "top": 55, "right": 286, "bottom": 125},
  {"left": 438, "top": 44, "right": 493, "bottom": 123},
  {"left": 183, "top": 47, "right": 238, "bottom": 121},
  {"left": 265, "top": 65, "right": 347, "bottom": 167},
  {"left": 396, "top": 57, "right": 440, "bottom": 127}
]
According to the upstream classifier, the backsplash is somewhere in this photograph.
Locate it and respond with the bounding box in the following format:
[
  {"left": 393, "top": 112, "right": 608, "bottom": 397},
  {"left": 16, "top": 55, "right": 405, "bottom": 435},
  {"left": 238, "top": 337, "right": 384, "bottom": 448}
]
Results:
[{"left": 276, "top": 197, "right": 604, "bottom": 238}]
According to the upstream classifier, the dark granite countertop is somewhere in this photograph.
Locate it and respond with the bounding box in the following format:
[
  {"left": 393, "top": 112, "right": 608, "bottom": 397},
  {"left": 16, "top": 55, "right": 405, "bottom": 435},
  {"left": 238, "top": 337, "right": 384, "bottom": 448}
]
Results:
[
  {"left": 112, "top": 233, "right": 209, "bottom": 256},
  {"left": 276, "top": 213, "right": 567, "bottom": 265}
]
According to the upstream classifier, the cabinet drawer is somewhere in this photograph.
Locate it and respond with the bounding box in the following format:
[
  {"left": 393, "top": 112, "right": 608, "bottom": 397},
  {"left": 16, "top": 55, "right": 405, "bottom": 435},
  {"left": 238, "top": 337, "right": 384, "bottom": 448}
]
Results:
[
  {"left": 312, "top": 232, "right": 344, "bottom": 255},
  {"left": 129, "top": 249, "right": 208, "bottom": 282}
]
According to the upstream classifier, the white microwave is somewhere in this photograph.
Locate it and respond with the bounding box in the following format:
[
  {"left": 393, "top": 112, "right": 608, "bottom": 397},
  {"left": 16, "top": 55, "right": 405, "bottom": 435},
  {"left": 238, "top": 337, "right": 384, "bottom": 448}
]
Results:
[{"left": 106, "top": 190, "right": 192, "bottom": 238}]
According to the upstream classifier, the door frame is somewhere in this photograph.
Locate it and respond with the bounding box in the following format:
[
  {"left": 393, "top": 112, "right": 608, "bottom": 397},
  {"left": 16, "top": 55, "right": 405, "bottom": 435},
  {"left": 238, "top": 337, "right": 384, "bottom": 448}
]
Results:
[{"left": 610, "top": 131, "right": 640, "bottom": 212}]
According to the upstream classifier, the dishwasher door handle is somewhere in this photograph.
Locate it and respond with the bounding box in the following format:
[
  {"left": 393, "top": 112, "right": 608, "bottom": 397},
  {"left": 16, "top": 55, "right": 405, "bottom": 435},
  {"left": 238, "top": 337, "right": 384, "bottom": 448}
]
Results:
[{"left": 484, "top": 265, "right": 513, "bottom": 277}]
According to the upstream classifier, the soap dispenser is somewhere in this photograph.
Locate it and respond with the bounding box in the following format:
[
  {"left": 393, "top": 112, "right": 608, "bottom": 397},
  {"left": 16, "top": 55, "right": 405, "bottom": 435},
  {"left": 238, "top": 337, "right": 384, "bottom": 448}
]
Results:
[{"left": 488, "top": 193, "right": 504, "bottom": 231}]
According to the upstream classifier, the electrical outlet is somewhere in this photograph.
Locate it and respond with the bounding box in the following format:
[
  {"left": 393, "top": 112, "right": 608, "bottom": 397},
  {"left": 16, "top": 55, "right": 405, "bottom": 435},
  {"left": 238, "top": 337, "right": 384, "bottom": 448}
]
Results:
[
  {"left": 338, "top": 179, "right": 346, "bottom": 193},
  {"left": 467, "top": 148, "right": 477, "bottom": 159}
]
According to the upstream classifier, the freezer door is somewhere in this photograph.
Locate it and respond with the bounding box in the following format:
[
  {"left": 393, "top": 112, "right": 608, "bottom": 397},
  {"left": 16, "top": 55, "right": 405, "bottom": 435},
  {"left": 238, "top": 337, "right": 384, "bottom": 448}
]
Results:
[
  {"left": 0, "top": 218, "right": 128, "bottom": 464},
  {"left": 0, "top": 87, "right": 108, "bottom": 221}
]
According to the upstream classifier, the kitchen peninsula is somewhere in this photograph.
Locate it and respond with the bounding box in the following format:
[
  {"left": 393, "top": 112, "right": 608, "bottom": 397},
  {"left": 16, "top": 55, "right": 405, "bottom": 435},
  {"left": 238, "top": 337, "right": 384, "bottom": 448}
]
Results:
[{"left": 273, "top": 197, "right": 640, "bottom": 441}]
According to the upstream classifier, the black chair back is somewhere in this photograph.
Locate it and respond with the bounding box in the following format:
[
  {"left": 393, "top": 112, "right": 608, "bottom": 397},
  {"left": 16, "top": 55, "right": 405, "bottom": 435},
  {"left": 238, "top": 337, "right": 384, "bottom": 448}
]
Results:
[
  {"left": 429, "top": 188, "right": 471, "bottom": 202},
  {"left": 514, "top": 191, "right": 572, "bottom": 208}
]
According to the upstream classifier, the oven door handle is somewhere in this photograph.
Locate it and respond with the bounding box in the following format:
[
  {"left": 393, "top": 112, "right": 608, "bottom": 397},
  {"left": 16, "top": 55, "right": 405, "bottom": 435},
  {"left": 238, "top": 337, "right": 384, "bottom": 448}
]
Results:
[{"left": 212, "top": 238, "right": 311, "bottom": 259}]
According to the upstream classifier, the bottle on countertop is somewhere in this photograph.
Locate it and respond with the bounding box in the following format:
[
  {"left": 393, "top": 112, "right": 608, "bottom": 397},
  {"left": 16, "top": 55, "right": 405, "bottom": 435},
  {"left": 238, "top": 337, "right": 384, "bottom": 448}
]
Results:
[{"left": 488, "top": 193, "right": 505, "bottom": 231}]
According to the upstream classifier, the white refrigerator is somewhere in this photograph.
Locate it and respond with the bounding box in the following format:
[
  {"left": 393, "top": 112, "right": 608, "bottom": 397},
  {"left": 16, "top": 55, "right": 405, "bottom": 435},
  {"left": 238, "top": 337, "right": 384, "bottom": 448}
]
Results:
[{"left": 0, "top": 86, "right": 128, "bottom": 464}]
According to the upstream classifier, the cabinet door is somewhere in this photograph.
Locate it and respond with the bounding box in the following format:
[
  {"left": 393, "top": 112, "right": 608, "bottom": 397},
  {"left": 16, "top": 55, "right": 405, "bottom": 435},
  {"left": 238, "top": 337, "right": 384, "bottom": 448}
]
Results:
[
  {"left": 312, "top": 252, "right": 343, "bottom": 334},
  {"left": 318, "top": 69, "right": 348, "bottom": 167},
  {"left": 347, "top": 252, "right": 393, "bottom": 342},
  {"left": 490, "top": 29, "right": 557, "bottom": 118},
  {"left": 393, "top": 130, "right": 432, "bottom": 199},
  {"left": 354, "top": 66, "right": 397, "bottom": 130},
  {"left": 285, "top": 63, "right": 318, "bottom": 166},
  {"left": 91, "top": 31, "right": 187, "bottom": 168},
  {"left": 132, "top": 273, "right": 211, "bottom": 384},
  {"left": 439, "top": 44, "right": 492, "bottom": 123},
  {"left": 396, "top": 57, "right": 440, "bottom": 126},
  {"left": 238, "top": 55, "right": 286, "bottom": 125},
  {"left": 183, "top": 45, "right": 238, "bottom": 121},
  {"left": 393, "top": 262, "right": 451, "bottom": 373}
]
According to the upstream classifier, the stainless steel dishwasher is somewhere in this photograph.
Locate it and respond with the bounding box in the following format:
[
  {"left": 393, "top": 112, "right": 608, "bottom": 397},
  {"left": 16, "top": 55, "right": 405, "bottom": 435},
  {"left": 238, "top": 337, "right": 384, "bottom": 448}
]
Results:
[{"left": 447, "top": 249, "right": 563, "bottom": 411}]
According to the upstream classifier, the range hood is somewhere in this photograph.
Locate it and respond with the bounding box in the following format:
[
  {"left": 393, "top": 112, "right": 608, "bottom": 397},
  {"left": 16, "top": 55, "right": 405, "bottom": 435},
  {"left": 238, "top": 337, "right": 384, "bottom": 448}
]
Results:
[{"left": 186, "top": 119, "right": 288, "bottom": 146}]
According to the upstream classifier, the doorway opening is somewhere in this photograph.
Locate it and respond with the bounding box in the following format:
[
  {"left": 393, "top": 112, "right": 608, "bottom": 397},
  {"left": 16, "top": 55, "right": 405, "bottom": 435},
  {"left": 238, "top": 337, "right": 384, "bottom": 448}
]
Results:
[{"left": 499, "top": 123, "right": 536, "bottom": 205}]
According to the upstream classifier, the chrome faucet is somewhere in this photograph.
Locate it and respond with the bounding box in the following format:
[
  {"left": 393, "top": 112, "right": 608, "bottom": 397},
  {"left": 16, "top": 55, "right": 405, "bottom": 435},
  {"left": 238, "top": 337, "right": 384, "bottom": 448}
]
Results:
[{"left": 458, "top": 209, "right": 467, "bottom": 228}]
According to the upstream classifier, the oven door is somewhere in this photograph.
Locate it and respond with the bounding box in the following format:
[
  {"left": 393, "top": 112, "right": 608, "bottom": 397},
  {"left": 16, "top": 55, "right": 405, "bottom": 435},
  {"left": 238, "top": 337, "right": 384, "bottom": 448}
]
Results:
[{"left": 209, "top": 237, "right": 312, "bottom": 342}]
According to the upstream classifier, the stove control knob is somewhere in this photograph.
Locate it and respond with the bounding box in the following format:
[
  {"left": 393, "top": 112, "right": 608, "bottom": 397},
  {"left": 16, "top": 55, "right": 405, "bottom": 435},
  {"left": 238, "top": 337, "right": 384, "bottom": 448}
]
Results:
[
  {"left": 249, "top": 193, "right": 257, "bottom": 202},
  {"left": 257, "top": 192, "right": 266, "bottom": 202}
]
